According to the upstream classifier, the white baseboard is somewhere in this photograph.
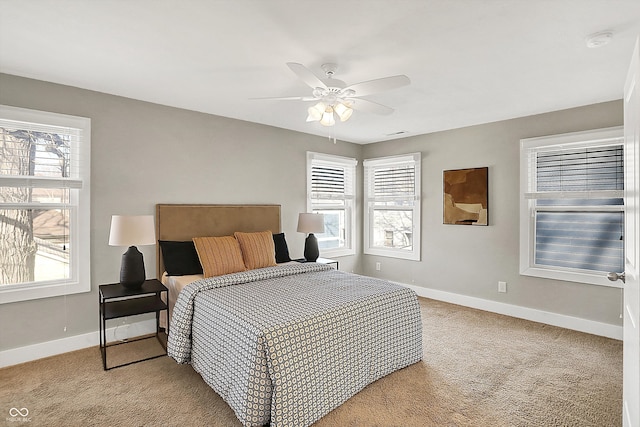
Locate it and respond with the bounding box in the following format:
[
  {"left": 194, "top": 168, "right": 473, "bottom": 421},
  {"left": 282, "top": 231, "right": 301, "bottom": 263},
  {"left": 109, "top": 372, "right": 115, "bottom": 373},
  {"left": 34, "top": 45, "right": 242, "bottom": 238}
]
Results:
[
  {"left": 402, "top": 283, "right": 623, "bottom": 340},
  {"left": 0, "top": 319, "right": 157, "bottom": 368}
]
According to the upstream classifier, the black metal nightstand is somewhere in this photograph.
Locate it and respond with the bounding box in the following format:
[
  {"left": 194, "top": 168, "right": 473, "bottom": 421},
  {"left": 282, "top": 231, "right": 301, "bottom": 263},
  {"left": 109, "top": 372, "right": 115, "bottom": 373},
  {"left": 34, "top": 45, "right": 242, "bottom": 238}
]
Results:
[
  {"left": 99, "top": 279, "right": 168, "bottom": 370},
  {"left": 293, "top": 257, "right": 339, "bottom": 270}
]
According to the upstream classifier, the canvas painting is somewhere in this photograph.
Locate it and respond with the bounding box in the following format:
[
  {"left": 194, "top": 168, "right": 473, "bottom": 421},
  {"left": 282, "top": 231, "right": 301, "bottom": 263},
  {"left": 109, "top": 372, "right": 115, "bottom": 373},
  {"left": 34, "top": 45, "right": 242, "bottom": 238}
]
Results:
[{"left": 443, "top": 167, "right": 488, "bottom": 225}]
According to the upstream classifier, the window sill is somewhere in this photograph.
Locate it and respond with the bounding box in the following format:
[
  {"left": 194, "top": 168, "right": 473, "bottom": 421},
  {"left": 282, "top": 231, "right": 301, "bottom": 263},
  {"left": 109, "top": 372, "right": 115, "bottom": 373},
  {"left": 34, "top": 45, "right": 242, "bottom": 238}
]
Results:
[
  {"left": 519, "top": 265, "right": 623, "bottom": 288},
  {"left": 364, "top": 247, "right": 420, "bottom": 261},
  {"left": 0, "top": 280, "right": 90, "bottom": 304},
  {"left": 320, "top": 248, "right": 355, "bottom": 258}
]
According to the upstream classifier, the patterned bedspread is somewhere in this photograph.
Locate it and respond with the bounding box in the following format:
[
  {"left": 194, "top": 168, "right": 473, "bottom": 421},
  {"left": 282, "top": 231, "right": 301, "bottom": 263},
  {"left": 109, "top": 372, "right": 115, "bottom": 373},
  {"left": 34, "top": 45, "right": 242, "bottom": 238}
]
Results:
[{"left": 168, "top": 263, "right": 423, "bottom": 427}]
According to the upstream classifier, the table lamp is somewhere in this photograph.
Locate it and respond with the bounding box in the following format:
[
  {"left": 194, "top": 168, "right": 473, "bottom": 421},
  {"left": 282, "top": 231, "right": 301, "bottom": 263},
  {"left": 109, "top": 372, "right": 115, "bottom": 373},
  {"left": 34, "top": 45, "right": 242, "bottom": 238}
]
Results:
[
  {"left": 297, "top": 213, "right": 325, "bottom": 262},
  {"left": 108, "top": 215, "right": 156, "bottom": 288}
]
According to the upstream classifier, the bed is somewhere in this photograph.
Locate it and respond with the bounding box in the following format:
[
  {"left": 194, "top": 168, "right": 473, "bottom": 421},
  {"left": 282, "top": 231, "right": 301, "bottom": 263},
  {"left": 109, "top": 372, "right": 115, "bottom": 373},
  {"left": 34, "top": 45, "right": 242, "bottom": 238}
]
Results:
[{"left": 157, "top": 204, "right": 423, "bottom": 427}]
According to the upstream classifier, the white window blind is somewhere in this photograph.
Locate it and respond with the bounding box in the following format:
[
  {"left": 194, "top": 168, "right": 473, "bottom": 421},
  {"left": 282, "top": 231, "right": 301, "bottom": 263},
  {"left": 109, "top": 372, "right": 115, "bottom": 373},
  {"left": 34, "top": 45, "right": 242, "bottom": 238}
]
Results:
[
  {"left": 525, "top": 144, "right": 624, "bottom": 199},
  {"left": 310, "top": 157, "right": 355, "bottom": 202},
  {"left": 0, "top": 105, "right": 91, "bottom": 303},
  {"left": 520, "top": 127, "right": 624, "bottom": 286},
  {"left": 307, "top": 152, "right": 356, "bottom": 257},
  {"left": 0, "top": 119, "right": 84, "bottom": 189}
]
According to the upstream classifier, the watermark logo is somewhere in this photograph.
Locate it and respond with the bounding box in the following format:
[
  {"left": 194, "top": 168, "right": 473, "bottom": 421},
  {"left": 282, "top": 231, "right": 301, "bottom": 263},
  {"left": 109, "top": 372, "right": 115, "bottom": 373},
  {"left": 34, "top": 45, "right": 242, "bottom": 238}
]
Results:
[{"left": 6, "top": 407, "right": 31, "bottom": 423}]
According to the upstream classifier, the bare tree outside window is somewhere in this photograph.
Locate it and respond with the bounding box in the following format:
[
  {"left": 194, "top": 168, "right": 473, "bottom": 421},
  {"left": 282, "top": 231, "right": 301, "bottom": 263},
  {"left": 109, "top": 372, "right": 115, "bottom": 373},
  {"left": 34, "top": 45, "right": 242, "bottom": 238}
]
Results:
[
  {"left": 1, "top": 127, "right": 71, "bottom": 285},
  {"left": 373, "top": 210, "right": 413, "bottom": 250}
]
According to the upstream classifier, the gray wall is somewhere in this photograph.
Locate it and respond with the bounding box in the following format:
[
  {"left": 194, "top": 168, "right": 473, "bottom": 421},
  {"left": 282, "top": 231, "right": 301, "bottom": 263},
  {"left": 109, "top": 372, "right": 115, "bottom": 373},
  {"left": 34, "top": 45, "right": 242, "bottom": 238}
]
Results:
[
  {"left": 0, "top": 73, "right": 624, "bottom": 353},
  {"left": 361, "top": 100, "right": 624, "bottom": 325},
  {"left": 0, "top": 74, "right": 362, "bottom": 350}
]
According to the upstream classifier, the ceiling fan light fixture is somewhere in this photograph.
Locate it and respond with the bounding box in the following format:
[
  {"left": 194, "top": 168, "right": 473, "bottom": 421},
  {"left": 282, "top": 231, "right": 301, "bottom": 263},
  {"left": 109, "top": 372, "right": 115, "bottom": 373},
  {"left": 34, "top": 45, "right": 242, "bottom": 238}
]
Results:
[
  {"left": 263, "top": 62, "right": 411, "bottom": 130},
  {"left": 320, "top": 106, "right": 335, "bottom": 126},
  {"left": 334, "top": 102, "right": 353, "bottom": 122},
  {"left": 306, "top": 102, "right": 326, "bottom": 122}
]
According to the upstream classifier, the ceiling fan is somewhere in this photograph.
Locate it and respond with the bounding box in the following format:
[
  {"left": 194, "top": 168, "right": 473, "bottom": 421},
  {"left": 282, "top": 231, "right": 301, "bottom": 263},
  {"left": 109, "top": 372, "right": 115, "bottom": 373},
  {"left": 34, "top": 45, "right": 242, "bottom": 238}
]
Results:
[{"left": 255, "top": 62, "right": 410, "bottom": 126}]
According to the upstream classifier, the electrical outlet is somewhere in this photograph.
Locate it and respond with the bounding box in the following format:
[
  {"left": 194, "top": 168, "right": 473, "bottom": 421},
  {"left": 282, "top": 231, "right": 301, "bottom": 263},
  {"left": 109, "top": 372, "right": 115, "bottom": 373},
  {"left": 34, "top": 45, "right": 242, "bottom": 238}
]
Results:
[
  {"left": 375, "top": 262, "right": 381, "bottom": 271},
  {"left": 498, "top": 281, "right": 507, "bottom": 293},
  {"left": 121, "top": 324, "right": 130, "bottom": 341}
]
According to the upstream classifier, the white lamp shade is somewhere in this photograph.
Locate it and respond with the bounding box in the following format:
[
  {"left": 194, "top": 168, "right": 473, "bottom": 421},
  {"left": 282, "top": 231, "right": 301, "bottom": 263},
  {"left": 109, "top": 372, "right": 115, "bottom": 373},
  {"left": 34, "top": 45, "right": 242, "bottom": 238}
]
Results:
[
  {"left": 320, "top": 106, "right": 335, "bottom": 127},
  {"left": 297, "top": 213, "right": 325, "bottom": 234},
  {"left": 109, "top": 215, "right": 156, "bottom": 246},
  {"left": 306, "top": 102, "right": 326, "bottom": 122},
  {"left": 334, "top": 102, "right": 353, "bottom": 122}
]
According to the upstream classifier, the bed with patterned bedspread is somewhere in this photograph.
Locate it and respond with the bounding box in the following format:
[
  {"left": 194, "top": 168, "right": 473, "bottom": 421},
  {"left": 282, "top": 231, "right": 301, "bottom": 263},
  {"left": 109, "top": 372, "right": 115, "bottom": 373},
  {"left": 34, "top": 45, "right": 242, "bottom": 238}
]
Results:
[{"left": 168, "top": 262, "right": 423, "bottom": 427}]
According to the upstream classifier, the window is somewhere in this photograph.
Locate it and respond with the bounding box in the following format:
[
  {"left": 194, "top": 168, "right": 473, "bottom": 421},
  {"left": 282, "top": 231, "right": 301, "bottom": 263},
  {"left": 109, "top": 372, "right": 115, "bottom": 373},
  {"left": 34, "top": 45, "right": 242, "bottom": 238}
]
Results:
[
  {"left": 0, "top": 105, "right": 91, "bottom": 303},
  {"left": 307, "top": 152, "right": 357, "bottom": 257},
  {"left": 364, "top": 153, "right": 421, "bottom": 260},
  {"left": 519, "top": 127, "right": 624, "bottom": 287}
]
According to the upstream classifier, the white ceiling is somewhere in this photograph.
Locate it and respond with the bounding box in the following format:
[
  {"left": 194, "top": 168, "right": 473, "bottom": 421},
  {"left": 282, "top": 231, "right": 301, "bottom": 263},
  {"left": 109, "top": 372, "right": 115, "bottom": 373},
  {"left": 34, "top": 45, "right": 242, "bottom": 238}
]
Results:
[{"left": 1, "top": 0, "right": 639, "bottom": 144}]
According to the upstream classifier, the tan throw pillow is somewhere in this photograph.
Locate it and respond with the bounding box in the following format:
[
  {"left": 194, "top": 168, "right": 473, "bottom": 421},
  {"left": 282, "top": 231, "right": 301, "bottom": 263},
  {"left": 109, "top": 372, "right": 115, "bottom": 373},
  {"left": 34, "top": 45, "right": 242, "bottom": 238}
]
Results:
[
  {"left": 192, "top": 236, "right": 247, "bottom": 278},
  {"left": 234, "top": 231, "right": 277, "bottom": 270}
]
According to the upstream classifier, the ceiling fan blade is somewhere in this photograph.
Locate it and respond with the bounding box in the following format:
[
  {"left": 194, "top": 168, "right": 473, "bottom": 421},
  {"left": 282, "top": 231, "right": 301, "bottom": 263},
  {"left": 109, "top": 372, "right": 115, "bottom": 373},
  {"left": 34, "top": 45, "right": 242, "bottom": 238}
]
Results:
[
  {"left": 250, "top": 96, "right": 318, "bottom": 101},
  {"left": 344, "top": 75, "right": 410, "bottom": 97},
  {"left": 347, "top": 98, "right": 395, "bottom": 115},
  {"left": 286, "top": 62, "right": 328, "bottom": 90}
]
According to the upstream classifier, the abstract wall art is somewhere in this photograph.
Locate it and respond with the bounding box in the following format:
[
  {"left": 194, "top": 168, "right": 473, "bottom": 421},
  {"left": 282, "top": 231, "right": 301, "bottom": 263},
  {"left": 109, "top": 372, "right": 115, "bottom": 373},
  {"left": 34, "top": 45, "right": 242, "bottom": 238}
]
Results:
[{"left": 443, "top": 167, "right": 488, "bottom": 225}]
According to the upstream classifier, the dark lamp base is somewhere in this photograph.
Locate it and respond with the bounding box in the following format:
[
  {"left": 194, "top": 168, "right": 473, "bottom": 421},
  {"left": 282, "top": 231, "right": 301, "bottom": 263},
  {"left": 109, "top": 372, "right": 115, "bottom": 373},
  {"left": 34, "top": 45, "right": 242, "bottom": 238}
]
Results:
[
  {"left": 120, "top": 246, "right": 146, "bottom": 289},
  {"left": 304, "top": 233, "right": 320, "bottom": 262}
]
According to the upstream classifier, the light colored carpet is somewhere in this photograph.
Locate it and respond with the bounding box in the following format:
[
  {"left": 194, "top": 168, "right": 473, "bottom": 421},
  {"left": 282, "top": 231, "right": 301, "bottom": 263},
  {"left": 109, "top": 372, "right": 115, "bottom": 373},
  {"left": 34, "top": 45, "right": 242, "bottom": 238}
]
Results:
[{"left": 0, "top": 298, "right": 622, "bottom": 426}]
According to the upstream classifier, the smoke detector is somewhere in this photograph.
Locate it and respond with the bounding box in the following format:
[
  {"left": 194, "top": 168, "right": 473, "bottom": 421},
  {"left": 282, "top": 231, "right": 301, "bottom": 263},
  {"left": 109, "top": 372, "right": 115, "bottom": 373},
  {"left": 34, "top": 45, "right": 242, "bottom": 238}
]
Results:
[{"left": 585, "top": 31, "right": 613, "bottom": 48}]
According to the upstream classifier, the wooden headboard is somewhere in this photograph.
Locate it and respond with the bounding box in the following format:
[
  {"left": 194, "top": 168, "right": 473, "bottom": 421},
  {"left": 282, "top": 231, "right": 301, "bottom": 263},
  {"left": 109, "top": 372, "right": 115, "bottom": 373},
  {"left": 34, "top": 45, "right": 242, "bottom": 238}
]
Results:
[{"left": 155, "top": 204, "right": 281, "bottom": 279}]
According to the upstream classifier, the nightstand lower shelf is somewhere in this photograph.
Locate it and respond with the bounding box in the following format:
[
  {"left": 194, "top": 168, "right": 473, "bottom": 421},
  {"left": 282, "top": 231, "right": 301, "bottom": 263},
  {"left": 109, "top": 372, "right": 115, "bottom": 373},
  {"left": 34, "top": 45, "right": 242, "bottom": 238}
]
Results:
[
  {"left": 101, "top": 333, "right": 167, "bottom": 370},
  {"left": 99, "top": 279, "right": 169, "bottom": 370}
]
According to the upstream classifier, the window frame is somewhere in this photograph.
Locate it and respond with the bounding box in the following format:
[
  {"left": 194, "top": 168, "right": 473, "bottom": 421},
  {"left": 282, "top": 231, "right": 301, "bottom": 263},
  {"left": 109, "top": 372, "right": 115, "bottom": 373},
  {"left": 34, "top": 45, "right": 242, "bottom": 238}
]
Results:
[
  {"left": 306, "top": 152, "right": 357, "bottom": 258},
  {"left": 519, "top": 126, "right": 624, "bottom": 287},
  {"left": 364, "top": 152, "right": 421, "bottom": 261},
  {"left": 0, "top": 105, "right": 91, "bottom": 304}
]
